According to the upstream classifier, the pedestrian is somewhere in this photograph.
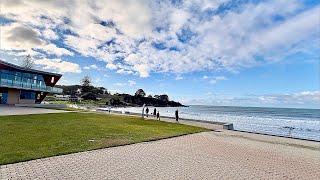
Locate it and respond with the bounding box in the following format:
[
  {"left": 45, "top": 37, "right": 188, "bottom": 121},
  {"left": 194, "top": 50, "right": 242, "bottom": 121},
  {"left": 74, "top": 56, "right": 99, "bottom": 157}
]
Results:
[
  {"left": 156, "top": 111, "right": 160, "bottom": 120},
  {"left": 142, "top": 104, "right": 146, "bottom": 119},
  {"left": 175, "top": 109, "right": 179, "bottom": 122},
  {"left": 146, "top": 107, "right": 149, "bottom": 117},
  {"left": 153, "top": 108, "right": 157, "bottom": 116}
]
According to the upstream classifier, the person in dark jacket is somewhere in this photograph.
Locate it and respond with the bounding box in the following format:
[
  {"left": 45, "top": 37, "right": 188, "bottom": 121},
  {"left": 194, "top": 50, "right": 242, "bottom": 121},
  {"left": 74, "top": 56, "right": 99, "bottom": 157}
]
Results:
[
  {"left": 146, "top": 107, "right": 149, "bottom": 117},
  {"left": 156, "top": 111, "right": 160, "bottom": 120},
  {"left": 175, "top": 109, "right": 179, "bottom": 122},
  {"left": 153, "top": 108, "right": 157, "bottom": 117}
]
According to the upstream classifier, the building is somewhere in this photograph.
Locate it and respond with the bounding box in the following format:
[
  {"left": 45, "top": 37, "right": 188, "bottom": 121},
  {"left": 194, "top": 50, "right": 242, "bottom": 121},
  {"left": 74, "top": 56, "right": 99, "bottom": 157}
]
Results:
[
  {"left": 0, "top": 60, "right": 63, "bottom": 104},
  {"left": 52, "top": 94, "right": 81, "bottom": 102},
  {"left": 54, "top": 94, "right": 71, "bottom": 101},
  {"left": 69, "top": 94, "right": 82, "bottom": 102}
]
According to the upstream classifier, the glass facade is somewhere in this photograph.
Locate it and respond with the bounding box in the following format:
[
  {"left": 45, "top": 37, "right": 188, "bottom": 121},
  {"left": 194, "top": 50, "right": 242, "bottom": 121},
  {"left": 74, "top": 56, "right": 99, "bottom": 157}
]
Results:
[
  {"left": 20, "top": 90, "right": 36, "bottom": 100},
  {"left": 0, "top": 90, "right": 8, "bottom": 104},
  {"left": 0, "top": 70, "right": 62, "bottom": 93}
]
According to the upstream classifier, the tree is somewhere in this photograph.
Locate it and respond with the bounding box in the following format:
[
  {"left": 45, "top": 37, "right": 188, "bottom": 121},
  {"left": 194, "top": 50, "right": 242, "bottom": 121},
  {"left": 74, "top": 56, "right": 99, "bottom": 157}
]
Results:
[
  {"left": 159, "top": 94, "right": 169, "bottom": 102},
  {"left": 91, "top": 87, "right": 104, "bottom": 95},
  {"left": 108, "top": 96, "right": 121, "bottom": 106},
  {"left": 81, "top": 92, "right": 97, "bottom": 100},
  {"left": 21, "top": 55, "right": 34, "bottom": 69},
  {"left": 81, "top": 75, "right": 91, "bottom": 87},
  {"left": 81, "top": 76, "right": 93, "bottom": 93},
  {"left": 135, "top": 89, "right": 146, "bottom": 97}
]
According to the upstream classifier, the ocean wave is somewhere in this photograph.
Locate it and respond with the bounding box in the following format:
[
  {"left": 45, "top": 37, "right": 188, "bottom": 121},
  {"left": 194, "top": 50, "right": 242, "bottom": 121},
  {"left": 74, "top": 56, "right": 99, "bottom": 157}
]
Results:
[{"left": 106, "top": 106, "right": 320, "bottom": 141}]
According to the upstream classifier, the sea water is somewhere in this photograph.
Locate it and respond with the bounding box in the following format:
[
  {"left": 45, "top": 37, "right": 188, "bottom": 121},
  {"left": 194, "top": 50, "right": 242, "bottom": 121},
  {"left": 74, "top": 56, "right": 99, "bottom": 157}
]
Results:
[{"left": 106, "top": 105, "right": 320, "bottom": 141}]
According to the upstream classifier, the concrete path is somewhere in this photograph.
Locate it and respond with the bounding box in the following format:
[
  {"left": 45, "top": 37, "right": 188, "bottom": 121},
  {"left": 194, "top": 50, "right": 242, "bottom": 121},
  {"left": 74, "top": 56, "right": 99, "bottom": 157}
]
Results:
[
  {"left": 0, "top": 106, "right": 68, "bottom": 116},
  {"left": 96, "top": 110, "right": 225, "bottom": 130},
  {"left": 146, "top": 115, "right": 224, "bottom": 130},
  {"left": 1, "top": 131, "right": 319, "bottom": 180}
]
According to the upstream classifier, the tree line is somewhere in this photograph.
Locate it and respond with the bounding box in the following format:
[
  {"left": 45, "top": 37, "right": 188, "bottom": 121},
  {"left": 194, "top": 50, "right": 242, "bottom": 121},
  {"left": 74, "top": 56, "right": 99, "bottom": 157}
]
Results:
[{"left": 55, "top": 76, "right": 183, "bottom": 107}]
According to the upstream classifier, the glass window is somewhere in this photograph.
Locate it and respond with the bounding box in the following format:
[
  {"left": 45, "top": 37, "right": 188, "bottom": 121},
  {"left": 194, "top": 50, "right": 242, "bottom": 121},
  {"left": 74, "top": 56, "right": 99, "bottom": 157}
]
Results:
[
  {"left": 15, "top": 72, "right": 22, "bottom": 77},
  {"left": 1, "top": 70, "right": 47, "bottom": 91},
  {"left": 20, "top": 90, "right": 35, "bottom": 100},
  {"left": 37, "top": 75, "right": 44, "bottom": 81}
]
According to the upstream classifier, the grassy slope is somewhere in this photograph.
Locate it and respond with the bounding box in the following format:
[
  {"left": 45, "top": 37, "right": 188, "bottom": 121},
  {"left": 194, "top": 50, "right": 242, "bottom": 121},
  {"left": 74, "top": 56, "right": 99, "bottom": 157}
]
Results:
[{"left": 0, "top": 112, "right": 208, "bottom": 165}]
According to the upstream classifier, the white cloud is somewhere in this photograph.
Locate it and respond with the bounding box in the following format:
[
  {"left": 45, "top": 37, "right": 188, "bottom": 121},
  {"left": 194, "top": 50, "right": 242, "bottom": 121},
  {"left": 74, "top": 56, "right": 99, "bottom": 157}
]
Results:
[
  {"left": 202, "top": 75, "right": 209, "bottom": 79},
  {"left": 133, "top": 64, "right": 149, "bottom": 78},
  {"left": 106, "top": 63, "right": 118, "bottom": 70},
  {"left": 84, "top": 64, "right": 98, "bottom": 70},
  {"left": 256, "top": 91, "right": 320, "bottom": 105},
  {"left": 170, "top": 9, "right": 190, "bottom": 31},
  {"left": 114, "top": 82, "right": 125, "bottom": 86},
  {"left": 1, "top": 23, "right": 45, "bottom": 51},
  {"left": 37, "top": 44, "right": 74, "bottom": 57},
  {"left": 182, "top": 91, "right": 320, "bottom": 108},
  {"left": 202, "top": 75, "right": 227, "bottom": 84},
  {"left": 91, "top": 0, "right": 152, "bottom": 38},
  {"left": 116, "top": 69, "right": 134, "bottom": 75},
  {"left": 42, "top": 29, "right": 59, "bottom": 40},
  {"left": 1, "top": 23, "right": 73, "bottom": 57},
  {"left": 209, "top": 76, "right": 227, "bottom": 84},
  {"left": 1, "top": 0, "right": 319, "bottom": 77},
  {"left": 34, "top": 58, "right": 82, "bottom": 73},
  {"left": 128, "top": 80, "right": 136, "bottom": 86},
  {"left": 114, "top": 80, "right": 136, "bottom": 87},
  {"left": 90, "top": 64, "right": 98, "bottom": 69},
  {"left": 175, "top": 75, "right": 183, "bottom": 80}
]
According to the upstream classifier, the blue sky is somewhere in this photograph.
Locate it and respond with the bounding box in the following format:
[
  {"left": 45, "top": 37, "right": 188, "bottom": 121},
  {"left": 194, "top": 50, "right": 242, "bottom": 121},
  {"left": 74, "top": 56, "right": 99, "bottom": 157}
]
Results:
[{"left": 0, "top": 0, "right": 319, "bottom": 108}]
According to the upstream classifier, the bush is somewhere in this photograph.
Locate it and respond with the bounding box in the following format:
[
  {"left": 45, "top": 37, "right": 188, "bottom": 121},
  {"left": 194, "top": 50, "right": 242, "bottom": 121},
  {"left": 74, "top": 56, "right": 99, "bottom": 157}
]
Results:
[{"left": 81, "top": 92, "right": 97, "bottom": 100}]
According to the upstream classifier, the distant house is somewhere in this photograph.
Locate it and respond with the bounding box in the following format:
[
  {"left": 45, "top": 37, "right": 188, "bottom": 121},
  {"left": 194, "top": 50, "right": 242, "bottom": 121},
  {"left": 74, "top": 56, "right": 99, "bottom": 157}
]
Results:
[
  {"left": 54, "top": 94, "right": 71, "bottom": 101},
  {"left": 69, "top": 94, "right": 81, "bottom": 102},
  {"left": 53, "top": 94, "right": 81, "bottom": 102},
  {"left": 0, "top": 60, "right": 63, "bottom": 104}
]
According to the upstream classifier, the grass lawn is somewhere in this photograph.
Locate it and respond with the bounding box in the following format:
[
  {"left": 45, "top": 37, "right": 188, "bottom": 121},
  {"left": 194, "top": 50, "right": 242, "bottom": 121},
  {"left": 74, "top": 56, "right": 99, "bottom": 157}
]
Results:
[{"left": 0, "top": 112, "right": 208, "bottom": 165}]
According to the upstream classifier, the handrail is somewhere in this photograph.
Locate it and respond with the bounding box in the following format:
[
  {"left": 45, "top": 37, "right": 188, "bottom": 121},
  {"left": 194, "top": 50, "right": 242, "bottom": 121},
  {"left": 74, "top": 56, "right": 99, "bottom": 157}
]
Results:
[{"left": 0, "top": 77, "right": 62, "bottom": 94}]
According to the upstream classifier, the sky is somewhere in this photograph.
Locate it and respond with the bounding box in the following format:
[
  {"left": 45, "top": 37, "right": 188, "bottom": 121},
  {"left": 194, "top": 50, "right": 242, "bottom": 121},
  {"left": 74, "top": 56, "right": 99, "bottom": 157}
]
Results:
[{"left": 0, "top": 0, "right": 319, "bottom": 108}]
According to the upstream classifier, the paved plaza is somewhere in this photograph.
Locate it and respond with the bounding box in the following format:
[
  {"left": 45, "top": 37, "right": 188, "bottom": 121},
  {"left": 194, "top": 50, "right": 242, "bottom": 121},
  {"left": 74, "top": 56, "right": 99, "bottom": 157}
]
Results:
[
  {"left": 0, "top": 106, "right": 67, "bottom": 116},
  {"left": 1, "top": 130, "right": 319, "bottom": 180}
]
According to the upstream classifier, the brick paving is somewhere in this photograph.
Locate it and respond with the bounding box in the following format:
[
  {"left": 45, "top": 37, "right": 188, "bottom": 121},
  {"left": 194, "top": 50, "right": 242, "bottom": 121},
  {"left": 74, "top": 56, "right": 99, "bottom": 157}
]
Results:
[{"left": 1, "top": 131, "right": 319, "bottom": 180}]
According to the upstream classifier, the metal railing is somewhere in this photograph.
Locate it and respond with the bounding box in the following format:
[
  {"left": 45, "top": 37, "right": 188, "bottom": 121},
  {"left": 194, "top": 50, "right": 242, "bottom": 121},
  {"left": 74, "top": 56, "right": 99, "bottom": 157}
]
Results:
[{"left": 0, "top": 77, "right": 63, "bottom": 94}]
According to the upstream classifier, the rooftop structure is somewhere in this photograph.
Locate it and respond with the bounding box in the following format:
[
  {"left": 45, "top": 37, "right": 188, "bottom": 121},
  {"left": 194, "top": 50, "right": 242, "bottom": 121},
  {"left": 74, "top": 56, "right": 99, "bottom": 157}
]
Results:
[{"left": 0, "top": 59, "right": 63, "bottom": 104}]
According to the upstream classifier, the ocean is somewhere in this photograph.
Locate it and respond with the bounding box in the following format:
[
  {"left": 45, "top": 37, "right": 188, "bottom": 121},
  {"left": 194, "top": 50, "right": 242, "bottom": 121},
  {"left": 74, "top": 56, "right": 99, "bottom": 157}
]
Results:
[{"left": 107, "top": 105, "right": 320, "bottom": 141}]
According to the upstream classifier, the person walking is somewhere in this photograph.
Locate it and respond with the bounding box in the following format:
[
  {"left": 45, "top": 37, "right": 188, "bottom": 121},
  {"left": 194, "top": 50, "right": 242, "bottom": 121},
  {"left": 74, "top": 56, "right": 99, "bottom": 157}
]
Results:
[
  {"left": 156, "top": 111, "right": 160, "bottom": 120},
  {"left": 146, "top": 107, "right": 149, "bottom": 117},
  {"left": 175, "top": 109, "right": 179, "bottom": 122},
  {"left": 153, "top": 108, "right": 157, "bottom": 117}
]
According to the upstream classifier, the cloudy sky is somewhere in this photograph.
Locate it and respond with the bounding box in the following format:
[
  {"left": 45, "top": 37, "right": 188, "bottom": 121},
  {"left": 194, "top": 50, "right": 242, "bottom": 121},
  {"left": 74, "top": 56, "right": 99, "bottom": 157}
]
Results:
[{"left": 0, "top": 0, "right": 319, "bottom": 108}]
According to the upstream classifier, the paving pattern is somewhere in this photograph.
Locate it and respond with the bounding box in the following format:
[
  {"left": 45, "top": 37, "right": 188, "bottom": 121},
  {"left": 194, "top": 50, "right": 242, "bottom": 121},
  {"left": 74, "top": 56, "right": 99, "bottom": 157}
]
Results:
[{"left": 1, "top": 130, "right": 319, "bottom": 180}]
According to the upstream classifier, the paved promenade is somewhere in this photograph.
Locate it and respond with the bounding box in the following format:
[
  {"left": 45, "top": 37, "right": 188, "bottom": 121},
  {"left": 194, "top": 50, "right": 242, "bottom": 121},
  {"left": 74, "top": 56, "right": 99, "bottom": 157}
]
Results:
[
  {"left": 0, "top": 106, "right": 67, "bottom": 116},
  {"left": 96, "top": 110, "right": 225, "bottom": 130},
  {"left": 1, "top": 130, "right": 319, "bottom": 179}
]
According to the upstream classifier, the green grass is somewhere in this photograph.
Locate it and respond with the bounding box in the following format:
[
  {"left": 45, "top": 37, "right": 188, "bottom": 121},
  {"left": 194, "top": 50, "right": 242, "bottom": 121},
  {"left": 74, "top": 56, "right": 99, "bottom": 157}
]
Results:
[
  {"left": 0, "top": 112, "right": 208, "bottom": 165},
  {"left": 47, "top": 99, "right": 108, "bottom": 106}
]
